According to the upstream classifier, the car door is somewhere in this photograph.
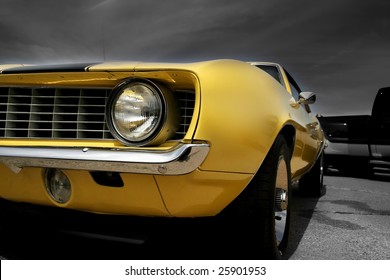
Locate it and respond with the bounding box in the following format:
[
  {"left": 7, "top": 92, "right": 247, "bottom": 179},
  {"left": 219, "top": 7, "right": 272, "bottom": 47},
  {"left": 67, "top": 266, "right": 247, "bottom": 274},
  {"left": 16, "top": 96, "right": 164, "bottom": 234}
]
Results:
[
  {"left": 254, "top": 63, "right": 323, "bottom": 176},
  {"left": 370, "top": 87, "right": 390, "bottom": 160},
  {"left": 281, "top": 67, "right": 323, "bottom": 175}
]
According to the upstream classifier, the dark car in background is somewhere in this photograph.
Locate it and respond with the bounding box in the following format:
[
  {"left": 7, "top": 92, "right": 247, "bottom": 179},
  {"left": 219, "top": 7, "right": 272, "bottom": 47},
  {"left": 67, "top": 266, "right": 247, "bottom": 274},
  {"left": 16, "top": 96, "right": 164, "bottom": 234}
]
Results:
[{"left": 319, "top": 87, "right": 390, "bottom": 177}]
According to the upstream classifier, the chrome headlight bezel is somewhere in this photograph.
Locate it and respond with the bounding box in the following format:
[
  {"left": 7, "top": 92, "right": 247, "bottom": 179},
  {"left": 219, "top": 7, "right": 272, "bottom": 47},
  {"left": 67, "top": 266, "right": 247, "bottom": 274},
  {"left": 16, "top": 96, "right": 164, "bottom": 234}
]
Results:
[{"left": 106, "top": 79, "right": 177, "bottom": 146}]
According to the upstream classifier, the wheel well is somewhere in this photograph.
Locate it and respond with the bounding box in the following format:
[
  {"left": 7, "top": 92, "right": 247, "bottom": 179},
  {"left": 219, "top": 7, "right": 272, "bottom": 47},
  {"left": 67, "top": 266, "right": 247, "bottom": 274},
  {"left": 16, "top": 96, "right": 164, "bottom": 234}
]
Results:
[
  {"left": 219, "top": 125, "right": 296, "bottom": 218},
  {"left": 279, "top": 125, "right": 295, "bottom": 157}
]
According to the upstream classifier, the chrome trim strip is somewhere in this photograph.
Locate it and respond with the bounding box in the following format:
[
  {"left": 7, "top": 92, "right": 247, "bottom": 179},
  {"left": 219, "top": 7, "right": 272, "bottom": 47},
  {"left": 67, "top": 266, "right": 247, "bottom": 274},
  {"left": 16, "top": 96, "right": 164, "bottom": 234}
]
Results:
[
  {"left": 0, "top": 62, "right": 100, "bottom": 74},
  {"left": 0, "top": 143, "right": 209, "bottom": 175}
]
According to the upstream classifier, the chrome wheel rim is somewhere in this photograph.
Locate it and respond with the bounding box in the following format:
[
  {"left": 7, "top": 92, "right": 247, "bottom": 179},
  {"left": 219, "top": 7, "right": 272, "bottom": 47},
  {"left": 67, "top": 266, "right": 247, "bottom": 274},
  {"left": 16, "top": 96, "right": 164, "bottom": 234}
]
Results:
[
  {"left": 275, "top": 156, "right": 288, "bottom": 246},
  {"left": 319, "top": 154, "right": 324, "bottom": 187}
]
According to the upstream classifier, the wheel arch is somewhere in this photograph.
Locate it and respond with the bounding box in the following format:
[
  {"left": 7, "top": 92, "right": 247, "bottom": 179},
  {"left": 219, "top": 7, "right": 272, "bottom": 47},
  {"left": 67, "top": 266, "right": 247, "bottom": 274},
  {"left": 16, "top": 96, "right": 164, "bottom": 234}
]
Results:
[{"left": 279, "top": 124, "right": 296, "bottom": 158}]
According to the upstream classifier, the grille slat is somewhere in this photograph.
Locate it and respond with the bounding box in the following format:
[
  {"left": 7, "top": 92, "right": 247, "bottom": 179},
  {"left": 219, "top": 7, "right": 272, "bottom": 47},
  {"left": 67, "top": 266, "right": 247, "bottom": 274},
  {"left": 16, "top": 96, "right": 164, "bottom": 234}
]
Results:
[{"left": 0, "top": 87, "right": 195, "bottom": 141}]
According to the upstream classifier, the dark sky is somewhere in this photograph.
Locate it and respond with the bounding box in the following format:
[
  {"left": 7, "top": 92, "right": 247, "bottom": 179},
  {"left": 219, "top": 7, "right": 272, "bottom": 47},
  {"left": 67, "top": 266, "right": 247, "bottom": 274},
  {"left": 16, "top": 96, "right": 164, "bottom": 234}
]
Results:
[{"left": 1, "top": 0, "right": 389, "bottom": 116}]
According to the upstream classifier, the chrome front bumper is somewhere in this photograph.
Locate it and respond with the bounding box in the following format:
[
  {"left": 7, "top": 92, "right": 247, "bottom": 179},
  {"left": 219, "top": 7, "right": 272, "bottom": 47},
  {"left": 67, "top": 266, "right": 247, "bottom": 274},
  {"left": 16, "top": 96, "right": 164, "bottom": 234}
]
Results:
[{"left": 0, "top": 142, "right": 210, "bottom": 175}]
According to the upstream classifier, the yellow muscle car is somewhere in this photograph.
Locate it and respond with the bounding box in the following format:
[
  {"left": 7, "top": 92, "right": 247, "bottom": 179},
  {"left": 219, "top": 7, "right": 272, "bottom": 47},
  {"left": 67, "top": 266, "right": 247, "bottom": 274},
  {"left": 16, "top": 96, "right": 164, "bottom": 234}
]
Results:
[{"left": 0, "top": 59, "right": 325, "bottom": 259}]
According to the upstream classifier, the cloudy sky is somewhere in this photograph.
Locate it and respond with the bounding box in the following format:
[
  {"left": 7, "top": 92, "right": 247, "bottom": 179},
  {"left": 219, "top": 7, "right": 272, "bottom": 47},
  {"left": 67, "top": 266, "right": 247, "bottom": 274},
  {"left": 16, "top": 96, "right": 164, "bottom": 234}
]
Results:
[{"left": 0, "top": 0, "right": 389, "bottom": 116}]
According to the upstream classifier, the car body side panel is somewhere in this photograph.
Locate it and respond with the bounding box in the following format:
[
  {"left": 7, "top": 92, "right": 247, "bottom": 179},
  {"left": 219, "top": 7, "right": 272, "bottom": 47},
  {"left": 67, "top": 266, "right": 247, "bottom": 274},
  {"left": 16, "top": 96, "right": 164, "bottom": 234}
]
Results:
[
  {"left": 278, "top": 65, "right": 325, "bottom": 178},
  {"left": 292, "top": 121, "right": 323, "bottom": 179}
]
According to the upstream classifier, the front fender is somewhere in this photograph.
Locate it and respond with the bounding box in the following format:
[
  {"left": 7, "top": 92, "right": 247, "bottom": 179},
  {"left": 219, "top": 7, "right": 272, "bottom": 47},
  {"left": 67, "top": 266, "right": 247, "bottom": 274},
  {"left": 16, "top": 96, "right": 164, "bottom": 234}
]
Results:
[{"left": 192, "top": 60, "right": 293, "bottom": 174}]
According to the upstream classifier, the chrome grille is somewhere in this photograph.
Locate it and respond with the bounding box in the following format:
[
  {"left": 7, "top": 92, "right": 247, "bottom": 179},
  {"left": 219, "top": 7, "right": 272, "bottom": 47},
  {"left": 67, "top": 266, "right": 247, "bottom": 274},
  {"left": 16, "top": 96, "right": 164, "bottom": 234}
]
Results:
[
  {"left": 0, "top": 87, "right": 195, "bottom": 140},
  {"left": 174, "top": 90, "right": 195, "bottom": 138},
  {"left": 0, "top": 87, "right": 112, "bottom": 139}
]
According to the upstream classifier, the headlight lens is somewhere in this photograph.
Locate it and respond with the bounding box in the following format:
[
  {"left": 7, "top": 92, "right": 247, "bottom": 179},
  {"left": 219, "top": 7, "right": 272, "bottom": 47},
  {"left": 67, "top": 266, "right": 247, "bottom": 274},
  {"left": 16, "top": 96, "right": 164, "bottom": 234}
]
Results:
[{"left": 107, "top": 80, "right": 165, "bottom": 145}]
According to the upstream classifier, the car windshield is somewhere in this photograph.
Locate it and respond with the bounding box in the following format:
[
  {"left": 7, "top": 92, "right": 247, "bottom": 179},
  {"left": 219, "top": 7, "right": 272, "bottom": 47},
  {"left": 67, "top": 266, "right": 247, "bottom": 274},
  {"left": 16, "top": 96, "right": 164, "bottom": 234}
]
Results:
[{"left": 255, "top": 65, "right": 283, "bottom": 85}]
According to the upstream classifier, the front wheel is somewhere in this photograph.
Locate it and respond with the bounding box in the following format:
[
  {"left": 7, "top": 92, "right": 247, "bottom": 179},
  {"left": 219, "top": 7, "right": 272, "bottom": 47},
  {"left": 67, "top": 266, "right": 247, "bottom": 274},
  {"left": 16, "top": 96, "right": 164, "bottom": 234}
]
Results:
[{"left": 222, "top": 135, "right": 292, "bottom": 259}]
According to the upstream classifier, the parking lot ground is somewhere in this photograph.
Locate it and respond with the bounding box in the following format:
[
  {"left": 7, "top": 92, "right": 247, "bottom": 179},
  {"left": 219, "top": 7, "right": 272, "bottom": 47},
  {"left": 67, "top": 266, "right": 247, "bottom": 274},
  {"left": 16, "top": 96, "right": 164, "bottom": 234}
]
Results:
[{"left": 287, "top": 173, "right": 390, "bottom": 259}]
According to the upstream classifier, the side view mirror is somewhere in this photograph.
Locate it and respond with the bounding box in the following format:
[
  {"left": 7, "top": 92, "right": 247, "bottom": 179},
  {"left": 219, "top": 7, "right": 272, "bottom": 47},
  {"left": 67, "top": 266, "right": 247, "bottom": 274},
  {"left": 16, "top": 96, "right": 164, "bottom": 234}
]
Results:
[{"left": 298, "top": 92, "right": 316, "bottom": 105}]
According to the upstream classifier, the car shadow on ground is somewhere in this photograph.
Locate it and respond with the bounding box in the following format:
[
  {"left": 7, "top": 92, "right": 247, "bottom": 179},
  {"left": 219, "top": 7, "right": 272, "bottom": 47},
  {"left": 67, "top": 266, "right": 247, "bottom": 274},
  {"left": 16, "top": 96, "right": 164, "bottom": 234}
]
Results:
[
  {"left": 283, "top": 183, "right": 323, "bottom": 259},
  {"left": 1, "top": 184, "right": 323, "bottom": 261},
  {"left": 0, "top": 197, "right": 317, "bottom": 260}
]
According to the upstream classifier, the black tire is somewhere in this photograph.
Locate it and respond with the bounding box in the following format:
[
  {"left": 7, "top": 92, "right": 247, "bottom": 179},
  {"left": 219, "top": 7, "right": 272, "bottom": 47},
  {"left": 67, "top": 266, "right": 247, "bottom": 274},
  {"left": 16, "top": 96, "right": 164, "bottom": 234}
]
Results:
[
  {"left": 221, "top": 134, "right": 292, "bottom": 259},
  {"left": 298, "top": 151, "right": 325, "bottom": 197}
]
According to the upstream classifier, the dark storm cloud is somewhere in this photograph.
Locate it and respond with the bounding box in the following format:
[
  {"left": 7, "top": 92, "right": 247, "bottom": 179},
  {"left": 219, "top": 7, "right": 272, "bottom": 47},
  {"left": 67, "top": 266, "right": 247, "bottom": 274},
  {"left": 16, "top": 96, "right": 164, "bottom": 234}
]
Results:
[
  {"left": 0, "top": 0, "right": 104, "bottom": 62},
  {"left": 0, "top": 0, "right": 389, "bottom": 116}
]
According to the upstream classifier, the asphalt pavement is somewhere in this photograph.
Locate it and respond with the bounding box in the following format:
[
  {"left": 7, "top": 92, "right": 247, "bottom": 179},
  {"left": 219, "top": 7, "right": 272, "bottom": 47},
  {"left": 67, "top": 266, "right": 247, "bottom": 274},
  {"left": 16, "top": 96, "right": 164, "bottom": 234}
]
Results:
[
  {"left": 0, "top": 173, "right": 389, "bottom": 260},
  {"left": 288, "top": 173, "right": 390, "bottom": 259}
]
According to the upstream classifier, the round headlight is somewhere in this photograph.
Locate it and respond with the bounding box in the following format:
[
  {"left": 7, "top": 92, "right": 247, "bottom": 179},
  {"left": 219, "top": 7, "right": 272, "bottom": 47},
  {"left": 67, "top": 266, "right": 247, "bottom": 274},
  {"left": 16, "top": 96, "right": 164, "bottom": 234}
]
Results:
[{"left": 106, "top": 80, "right": 166, "bottom": 146}]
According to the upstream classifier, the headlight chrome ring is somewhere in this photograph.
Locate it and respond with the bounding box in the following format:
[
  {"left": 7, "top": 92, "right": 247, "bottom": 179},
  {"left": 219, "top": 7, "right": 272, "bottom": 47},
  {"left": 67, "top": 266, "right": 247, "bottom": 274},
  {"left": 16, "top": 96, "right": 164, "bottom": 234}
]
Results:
[{"left": 106, "top": 79, "right": 178, "bottom": 146}]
